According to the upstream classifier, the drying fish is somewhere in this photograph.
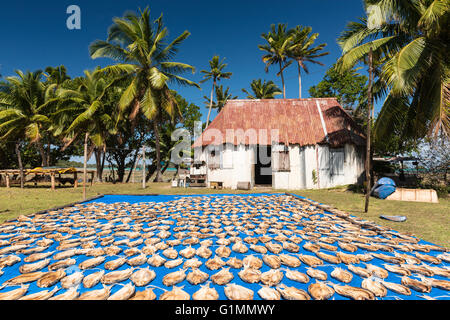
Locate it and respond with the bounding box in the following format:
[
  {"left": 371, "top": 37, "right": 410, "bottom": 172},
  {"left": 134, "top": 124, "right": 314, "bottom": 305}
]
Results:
[
  {"left": 401, "top": 276, "right": 431, "bottom": 293},
  {"left": 183, "top": 258, "right": 202, "bottom": 269},
  {"left": 192, "top": 283, "right": 219, "bottom": 300},
  {"left": 308, "top": 281, "right": 335, "bottom": 300},
  {"left": 162, "top": 248, "right": 178, "bottom": 259},
  {"left": 128, "top": 254, "right": 148, "bottom": 266},
  {"left": 105, "top": 257, "right": 127, "bottom": 270},
  {"left": 0, "top": 255, "right": 21, "bottom": 268},
  {"left": 243, "top": 255, "right": 263, "bottom": 269},
  {"left": 49, "top": 286, "right": 79, "bottom": 300},
  {"left": 79, "top": 256, "right": 105, "bottom": 270},
  {"left": 282, "top": 241, "right": 299, "bottom": 253},
  {"left": 226, "top": 257, "right": 243, "bottom": 269},
  {"left": 224, "top": 283, "right": 254, "bottom": 300},
  {"left": 383, "top": 264, "right": 411, "bottom": 276},
  {"left": 315, "top": 251, "right": 341, "bottom": 264},
  {"left": 196, "top": 246, "right": 212, "bottom": 259},
  {"left": 279, "top": 254, "right": 301, "bottom": 268},
  {"left": 86, "top": 248, "right": 106, "bottom": 257},
  {"left": 437, "top": 253, "right": 450, "bottom": 263},
  {"left": 303, "top": 242, "right": 320, "bottom": 252},
  {"left": 163, "top": 269, "right": 186, "bottom": 286},
  {"left": 250, "top": 244, "right": 267, "bottom": 254},
  {"left": 265, "top": 242, "right": 282, "bottom": 254},
  {"left": 232, "top": 242, "right": 249, "bottom": 254},
  {"left": 147, "top": 254, "right": 166, "bottom": 267},
  {"left": 108, "top": 283, "right": 135, "bottom": 300},
  {"left": 0, "top": 244, "right": 28, "bottom": 255},
  {"left": 0, "top": 285, "right": 29, "bottom": 300},
  {"left": 371, "top": 253, "right": 404, "bottom": 264},
  {"left": 130, "top": 268, "right": 156, "bottom": 286},
  {"left": 348, "top": 264, "right": 371, "bottom": 278},
  {"left": 165, "top": 258, "right": 183, "bottom": 269},
  {"left": 331, "top": 284, "right": 375, "bottom": 300},
  {"left": 205, "top": 256, "right": 226, "bottom": 270},
  {"left": 262, "top": 255, "right": 280, "bottom": 269},
  {"left": 179, "top": 247, "right": 195, "bottom": 260},
  {"left": 187, "top": 268, "right": 209, "bottom": 285},
  {"left": 130, "top": 288, "right": 156, "bottom": 300},
  {"left": 414, "top": 252, "right": 442, "bottom": 264},
  {"left": 215, "top": 246, "right": 231, "bottom": 258},
  {"left": 338, "top": 242, "right": 358, "bottom": 252},
  {"left": 258, "top": 286, "right": 281, "bottom": 300},
  {"left": 77, "top": 285, "right": 111, "bottom": 300},
  {"left": 420, "top": 277, "right": 450, "bottom": 291},
  {"left": 104, "top": 246, "right": 122, "bottom": 256},
  {"left": 211, "top": 268, "right": 234, "bottom": 285},
  {"left": 365, "top": 264, "right": 389, "bottom": 279},
  {"left": 23, "top": 251, "right": 54, "bottom": 263},
  {"left": 4, "top": 271, "right": 46, "bottom": 285},
  {"left": 19, "top": 258, "right": 50, "bottom": 274},
  {"left": 83, "top": 270, "right": 104, "bottom": 288},
  {"left": 331, "top": 267, "right": 353, "bottom": 283},
  {"left": 37, "top": 269, "right": 66, "bottom": 288},
  {"left": 276, "top": 284, "right": 310, "bottom": 300},
  {"left": 160, "top": 286, "right": 190, "bottom": 300},
  {"left": 19, "top": 286, "right": 60, "bottom": 300},
  {"left": 261, "top": 269, "right": 283, "bottom": 286},
  {"left": 356, "top": 253, "right": 373, "bottom": 262},
  {"left": 336, "top": 252, "right": 359, "bottom": 265},
  {"left": 285, "top": 269, "right": 310, "bottom": 283},
  {"left": 61, "top": 272, "right": 84, "bottom": 289},
  {"left": 101, "top": 268, "right": 133, "bottom": 285},
  {"left": 298, "top": 254, "right": 323, "bottom": 267},
  {"left": 238, "top": 265, "right": 261, "bottom": 284},
  {"left": 400, "top": 264, "right": 434, "bottom": 277},
  {"left": 362, "top": 278, "right": 387, "bottom": 297},
  {"left": 380, "top": 280, "right": 411, "bottom": 296}
]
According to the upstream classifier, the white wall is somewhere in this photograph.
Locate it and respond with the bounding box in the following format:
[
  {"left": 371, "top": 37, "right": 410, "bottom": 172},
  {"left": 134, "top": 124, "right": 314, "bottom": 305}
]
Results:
[{"left": 192, "top": 143, "right": 364, "bottom": 190}]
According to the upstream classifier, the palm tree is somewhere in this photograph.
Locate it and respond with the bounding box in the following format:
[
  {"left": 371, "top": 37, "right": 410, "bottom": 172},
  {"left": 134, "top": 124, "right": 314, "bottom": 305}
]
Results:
[
  {"left": 258, "top": 24, "right": 294, "bottom": 99},
  {"left": 53, "top": 69, "right": 115, "bottom": 197},
  {"left": 203, "top": 85, "right": 237, "bottom": 115},
  {"left": 200, "top": 56, "right": 232, "bottom": 127},
  {"left": 242, "top": 79, "right": 282, "bottom": 99},
  {"left": 337, "top": 0, "right": 449, "bottom": 141},
  {"left": 287, "top": 26, "right": 329, "bottom": 98},
  {"left": 0, "top": 70, "right": 58, "bottom": 168},
  {"left": 89, "top": 7, "right": 199, "bottom": 182}
]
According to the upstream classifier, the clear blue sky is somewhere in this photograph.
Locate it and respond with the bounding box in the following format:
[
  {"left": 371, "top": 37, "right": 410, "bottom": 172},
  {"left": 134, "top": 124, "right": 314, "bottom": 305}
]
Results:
[{"left": 0, "top": 0, "right": 377, "bottom": 122}]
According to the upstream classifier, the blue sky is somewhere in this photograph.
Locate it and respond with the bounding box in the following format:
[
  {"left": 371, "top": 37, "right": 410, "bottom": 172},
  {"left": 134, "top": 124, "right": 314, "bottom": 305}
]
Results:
[{"left": 0, "top": 0, "right": 376, "bottom": 123}]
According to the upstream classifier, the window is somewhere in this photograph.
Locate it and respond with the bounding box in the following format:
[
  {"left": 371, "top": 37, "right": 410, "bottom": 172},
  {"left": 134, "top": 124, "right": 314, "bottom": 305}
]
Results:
[
  {"left": 330, "top": 148, "right": 344, "bottom": 176},
  {"left": 208, "top": 150, "right": 220, "bottom": 170},
  {"left": 273, "top": 145, "right": 290, "bottom": 172}
]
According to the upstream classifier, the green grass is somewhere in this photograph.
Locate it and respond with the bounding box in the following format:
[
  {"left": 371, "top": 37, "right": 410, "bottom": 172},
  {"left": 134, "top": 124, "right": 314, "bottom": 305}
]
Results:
[{"left": 0, "top": 183, "right": 448, "bottom": 247}]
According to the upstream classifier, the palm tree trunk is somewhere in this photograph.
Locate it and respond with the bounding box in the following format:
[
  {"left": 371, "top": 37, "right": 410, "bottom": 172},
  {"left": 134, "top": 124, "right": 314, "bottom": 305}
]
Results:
[
  {"left": 206, "top": 80, "right": 215, "bottom": 127},
  {"left": 153, "top": 119, "right": 163, "bottom": 182},
  {"left": 297, "top": 61, "right": 302, "bottom": 99},
  {"left": 15, "top": 142, "right": 24, "bottom": 189},
  {"left": 125, "top": 148, "right": 139, "bottom": 183},
  {"left": 83, "top": 133, "right": 89, "bottom": 200},
  {"left": 364, "top": 48, "right": 373, "bottom": 213},
  {"left": 279, "top": 62, "right": 286, "bottom": 99},
  {"left": 37, "top": 139, "right": 48, "bottom": 167}
]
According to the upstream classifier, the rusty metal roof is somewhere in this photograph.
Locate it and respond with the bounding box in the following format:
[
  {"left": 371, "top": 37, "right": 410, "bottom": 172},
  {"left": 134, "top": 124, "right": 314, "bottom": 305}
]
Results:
[{"left": 192, "top": 98, "right": 366, "bottom": 148}]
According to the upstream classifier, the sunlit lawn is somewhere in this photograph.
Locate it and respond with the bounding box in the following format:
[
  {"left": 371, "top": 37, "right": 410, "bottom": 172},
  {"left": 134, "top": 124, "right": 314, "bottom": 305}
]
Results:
[{"left": 0, "top": 182, "right": 448, "bottom": 247}]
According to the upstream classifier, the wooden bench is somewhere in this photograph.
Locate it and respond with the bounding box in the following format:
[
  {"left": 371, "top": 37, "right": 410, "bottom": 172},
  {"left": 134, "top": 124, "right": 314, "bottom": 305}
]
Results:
[{"left": 210, "top": 181, "right": 223, "bottom": 189}]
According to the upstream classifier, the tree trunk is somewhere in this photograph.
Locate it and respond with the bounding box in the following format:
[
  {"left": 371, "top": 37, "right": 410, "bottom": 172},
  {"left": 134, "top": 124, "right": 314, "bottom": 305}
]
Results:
[
  {"left": 279, "top": 62, "right": 286, "bottom": 99},
  {"left": 46, "top": 141, "right": 51, "bottom": 166},
  {"left": 297, "top": 61, "right": 302, "bottom": 99},
  {"left": 83, "top": 133, "right": 89, "bottom": 200},
  {"left": 94, "top": 148, "right": 103, "bottom": 182},
  {"left": 37, "top": 139, "right": 48, "bottom": 167},
  {"left": 126, "top": 148, "right": 139, "bottom": 183},
  {"left": 205, "top": 80, "right": 215, "bottom": 127},
  {"left": 100, "top": 147, "right": 106, "bottom": 182},
  {"left": 153, "top": 119, "right": 163, "bottom": 182},
  {"left": 364, "top": 49, "right": 373, "bottom": 213},
  {"left": 15, "top": 142, "right": 24, "bottom": 189}
]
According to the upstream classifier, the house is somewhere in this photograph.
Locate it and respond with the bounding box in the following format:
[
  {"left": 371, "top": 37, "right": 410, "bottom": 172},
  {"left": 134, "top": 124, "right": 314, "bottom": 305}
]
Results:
[{"left": 191, "top": 98, "right": 366, "bottom": 190}]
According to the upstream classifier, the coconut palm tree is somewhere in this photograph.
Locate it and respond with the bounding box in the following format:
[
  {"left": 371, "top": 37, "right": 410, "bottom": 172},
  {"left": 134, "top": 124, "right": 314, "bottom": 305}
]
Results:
[
  {"left": 200, "top": 56, "right": 232, "bottom": 127},
  {"left": 203, "top": 85, "right": 237, "bottom": 116},
  {"left": 89, "top": 7, "right": 199, "bottom": 182},
  {"left": 0, "top": 70, "right": 59, "bottom": 168},
  {"left": 258, "top": 24, "right": 294, "bottom": 99},
  {"left": 242, "top": 79, "right": 282, "bottom": 99},
  {"left": 287, "top": 26, "right": 329, "bottom": 98},
  {"left": 336, "top": 0, "right": 449, "bottom": 141}
]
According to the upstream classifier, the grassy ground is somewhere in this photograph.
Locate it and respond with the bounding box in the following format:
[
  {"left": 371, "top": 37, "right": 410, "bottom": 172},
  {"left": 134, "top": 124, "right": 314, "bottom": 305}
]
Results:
[{"left": 0, "top": 182, "right": 448, "bottom": 247}]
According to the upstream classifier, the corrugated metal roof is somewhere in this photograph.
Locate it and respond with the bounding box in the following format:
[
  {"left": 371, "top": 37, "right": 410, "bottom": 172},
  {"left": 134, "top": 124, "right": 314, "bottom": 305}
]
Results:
[{"left": 193, "top": 98, "right": 366, "bottom": 148}]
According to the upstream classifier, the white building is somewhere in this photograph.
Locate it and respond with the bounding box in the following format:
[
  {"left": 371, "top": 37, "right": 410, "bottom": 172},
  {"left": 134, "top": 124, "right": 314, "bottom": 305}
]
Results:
[{"left": 191, "top": 98, "right": 366, "bottom": 190}]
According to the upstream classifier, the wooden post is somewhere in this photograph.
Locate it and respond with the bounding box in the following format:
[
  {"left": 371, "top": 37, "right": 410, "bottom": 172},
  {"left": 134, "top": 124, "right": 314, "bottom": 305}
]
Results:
[
  {"left": 83, "top": 133, "right": 88, "bottom": 201},
  {"left": 142, "top": 145, "right": 146, "bottom": 189},
  {"left": 51, "top": 173, "right": 56, "bottom": 191},
  {"left": 5, "top": 174, "right": 10, "bottom": 188},
  {"left": 364, "top": 48, "right": 373, "bottom": 213},
  {"left": 74, "top": 172, "right": 78, "bottom": 188}
]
